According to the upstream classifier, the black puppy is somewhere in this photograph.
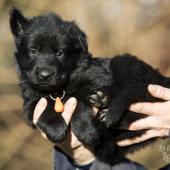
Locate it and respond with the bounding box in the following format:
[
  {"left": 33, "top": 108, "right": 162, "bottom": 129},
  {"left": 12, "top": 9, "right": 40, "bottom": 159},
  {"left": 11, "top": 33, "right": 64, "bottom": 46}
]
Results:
[{"left": 10, "top": 8, "right": 170, "bottom": 165}]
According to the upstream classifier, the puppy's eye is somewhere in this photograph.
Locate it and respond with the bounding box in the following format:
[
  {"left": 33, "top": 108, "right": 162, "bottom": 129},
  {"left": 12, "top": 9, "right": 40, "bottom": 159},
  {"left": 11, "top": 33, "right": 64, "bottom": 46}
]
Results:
[
  {"left": 30, "top": 48, "right": 38, "bottom": 55},
  {"left": 56, "top": 50, "right": 64, "bottom": 58}
]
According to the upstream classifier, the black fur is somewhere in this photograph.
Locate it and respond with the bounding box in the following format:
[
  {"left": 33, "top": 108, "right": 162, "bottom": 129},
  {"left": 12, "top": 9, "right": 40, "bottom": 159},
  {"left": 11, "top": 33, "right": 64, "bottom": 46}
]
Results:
[{"left": 10, "top": 8, "right": 170, "bottom": 165}]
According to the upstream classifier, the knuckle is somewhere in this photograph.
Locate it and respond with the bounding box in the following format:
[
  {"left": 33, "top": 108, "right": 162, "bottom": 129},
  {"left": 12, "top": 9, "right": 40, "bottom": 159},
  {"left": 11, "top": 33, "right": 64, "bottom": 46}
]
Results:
[
  {"left": 157, "top": 88, "right": 164, "bottom": 97},
  {"left": 135, "top": 104, "right": 143, "bottom": 113},
  {"left": 157, "top": 88, "right": 167, "bottom": 99},
  {"left": 132, "top": 137, "right": 142, "bottom": 144},
  {"left": 160, "top": 129, "right": 169, "bottom": 137},
  {"left": 124, "top": 140, "right": 131, "bottom": 145}
]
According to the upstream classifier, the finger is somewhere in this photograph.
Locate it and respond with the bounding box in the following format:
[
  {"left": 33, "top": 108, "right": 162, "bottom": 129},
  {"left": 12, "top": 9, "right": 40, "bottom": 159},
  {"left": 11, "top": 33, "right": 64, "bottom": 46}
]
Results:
[
  {"left": 148, "top": 84, "right": 170, "bottom": 100},
  {"left": 33, "top": 98, "right": 47, "bottom": 125},
  {"left": 62, "top": 97, "right": 77, "bottom": 125},
  {"left": 129, "top": 116, "right": 161, "bottom": 130},
  {"left": 117, "top": 129, "right": 169, "bottom": 146},
  {"left": 129, "top": 102, "right": 162, "bottom": 116}
]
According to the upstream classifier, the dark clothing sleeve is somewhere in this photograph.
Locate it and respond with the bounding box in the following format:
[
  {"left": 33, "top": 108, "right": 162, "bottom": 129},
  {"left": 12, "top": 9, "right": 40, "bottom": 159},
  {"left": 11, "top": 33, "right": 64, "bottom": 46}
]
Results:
[
  {"left": 159, "top": 165, "right": 170, "bottom": 170},
  {"left": 53, "top": 147, "right": 147, "bottom": 170}
]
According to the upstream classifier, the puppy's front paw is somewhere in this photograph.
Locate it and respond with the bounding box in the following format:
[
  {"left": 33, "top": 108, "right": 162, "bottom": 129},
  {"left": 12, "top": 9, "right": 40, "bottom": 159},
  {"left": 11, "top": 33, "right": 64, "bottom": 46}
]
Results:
[
  {"left": 96, "top": 108, "right": 109, "bottom": 122},
  {"left": 37, "top": 115, "right": 68, "bottom": 143},
  {"left": 88, "top": 91, "right": 109, "bottom": 108}
]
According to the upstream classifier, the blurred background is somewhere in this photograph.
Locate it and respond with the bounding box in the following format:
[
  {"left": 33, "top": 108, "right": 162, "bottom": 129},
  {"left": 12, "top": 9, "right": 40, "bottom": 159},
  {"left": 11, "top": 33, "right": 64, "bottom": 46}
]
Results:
[{"left": 0, "top": 0, "right": 170, "bottom": 169}]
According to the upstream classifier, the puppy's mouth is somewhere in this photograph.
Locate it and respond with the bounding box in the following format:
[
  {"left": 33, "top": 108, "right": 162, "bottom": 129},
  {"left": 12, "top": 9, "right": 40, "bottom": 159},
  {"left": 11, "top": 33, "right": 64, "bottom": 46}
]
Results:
[
  {"left": 29, "top": 75, "right": 69, "bottom": 92},
  {"left": 37, "top": 81, "right": 66, "bottom": 91}
]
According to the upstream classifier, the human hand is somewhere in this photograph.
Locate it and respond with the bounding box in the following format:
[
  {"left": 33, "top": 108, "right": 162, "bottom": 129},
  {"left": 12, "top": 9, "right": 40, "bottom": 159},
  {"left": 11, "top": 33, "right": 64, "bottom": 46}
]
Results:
[
  {"left": 33, "top": 97, "right": 95, "bottom": 165},
  {"left": 118, "top": 84, "right": 170, "bottom": 146},
  {"left": 33, "top": 97, "right": 79, "bottom": 147}
]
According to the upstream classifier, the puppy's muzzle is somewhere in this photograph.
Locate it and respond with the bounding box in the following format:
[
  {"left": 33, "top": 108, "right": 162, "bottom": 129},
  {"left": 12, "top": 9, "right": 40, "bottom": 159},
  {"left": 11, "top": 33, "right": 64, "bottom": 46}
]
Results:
[{"left": 37, "top": 67, "right": 56, "bottom": 81}]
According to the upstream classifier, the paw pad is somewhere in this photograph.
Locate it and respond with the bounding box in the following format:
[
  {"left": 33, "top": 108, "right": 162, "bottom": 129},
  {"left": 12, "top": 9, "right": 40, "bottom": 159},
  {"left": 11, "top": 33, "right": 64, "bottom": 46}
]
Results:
[{"left": 88, "top": 91, "right": 108, "bottom": 108}]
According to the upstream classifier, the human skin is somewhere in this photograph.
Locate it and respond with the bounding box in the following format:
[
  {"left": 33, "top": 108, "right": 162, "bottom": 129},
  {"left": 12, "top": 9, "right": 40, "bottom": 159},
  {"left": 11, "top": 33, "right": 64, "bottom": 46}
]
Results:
[
  {"left": 33, "top": 97, "right": 95, "bottom": 165},
  {"left": 117, "top": 84, "right": 170, "bottom": 146}
]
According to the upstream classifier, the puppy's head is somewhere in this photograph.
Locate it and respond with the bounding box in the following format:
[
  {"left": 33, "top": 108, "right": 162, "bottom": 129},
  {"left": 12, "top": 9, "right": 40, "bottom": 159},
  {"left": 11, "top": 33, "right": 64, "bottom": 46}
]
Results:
[{"left": 10, "top": 8, "right": 89, "bottom": 92}]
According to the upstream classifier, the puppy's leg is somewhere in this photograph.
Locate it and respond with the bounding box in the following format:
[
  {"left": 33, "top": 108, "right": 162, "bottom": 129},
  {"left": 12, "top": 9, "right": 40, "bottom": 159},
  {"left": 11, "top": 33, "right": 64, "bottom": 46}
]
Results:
[
  {"left": 36, "top": 99, "right": 68, "bottom": 143},
  {"left": 105, "top": 83, "right": 154, "bottom": 127},
  {"left": 71, "top": 101, "right": 102, "bottom": 147},
  {"left": 89, "top": 84, "right": 154, "bottom": 127}
]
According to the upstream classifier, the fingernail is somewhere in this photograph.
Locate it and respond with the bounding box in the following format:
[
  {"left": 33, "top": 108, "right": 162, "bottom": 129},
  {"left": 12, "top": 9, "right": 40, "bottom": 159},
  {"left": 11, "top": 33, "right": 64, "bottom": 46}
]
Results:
[
  {"left": 117, "top": 140, "right": 126, "bottom": 146},
  {"left": 148, "top": 84, "right": 157, "bottom": 92},
  {"left": 117, "top": 141, "right": 123, "bottom": 145},
  {"left": 67, "top": 97, "right": 77, "bottom": 106},
  {"left": 38, "top": 97, "right": 47, "bottom": 106},
  {"left": 129, "top": 123, "right": 139, "bottom": 130}
]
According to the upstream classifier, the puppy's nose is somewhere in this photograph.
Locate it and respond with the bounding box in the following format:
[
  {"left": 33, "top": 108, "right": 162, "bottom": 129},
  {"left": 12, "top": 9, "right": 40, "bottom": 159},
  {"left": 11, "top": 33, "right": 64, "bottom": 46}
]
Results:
[{"left": 39, "top": 69, "right": 54, "bottom": 79}]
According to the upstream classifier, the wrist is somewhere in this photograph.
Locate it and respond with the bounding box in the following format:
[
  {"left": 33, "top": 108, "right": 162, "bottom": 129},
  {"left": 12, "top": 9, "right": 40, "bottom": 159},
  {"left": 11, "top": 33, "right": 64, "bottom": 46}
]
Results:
[
  {"left": 58, "top": 144, "right": 95, "bottom": 165},
  {"left": 72, "top": 145, "right": 95, "bottom": 165}
]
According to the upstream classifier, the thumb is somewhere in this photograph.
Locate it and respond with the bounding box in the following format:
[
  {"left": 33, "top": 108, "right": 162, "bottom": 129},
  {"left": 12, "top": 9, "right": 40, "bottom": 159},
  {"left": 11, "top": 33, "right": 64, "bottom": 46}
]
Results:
[
  {"left": 33, "top": 98, "right": 48, "bottom": 125},
  {"left": 62, "top": 97, "right": 77, "bottom": 125}
]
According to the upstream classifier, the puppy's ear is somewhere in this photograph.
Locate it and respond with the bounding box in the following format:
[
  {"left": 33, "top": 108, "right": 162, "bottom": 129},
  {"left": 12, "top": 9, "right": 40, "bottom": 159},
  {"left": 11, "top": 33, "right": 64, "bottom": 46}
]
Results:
[
  {"left": 76, "top": 31, "right": 88, "bottom": 52},
  {"left": 69, "top": 22, "right": 88, "bottom": 52},
  {"left": 9, "top": 7, "right": 29, "bottom": 37}
]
